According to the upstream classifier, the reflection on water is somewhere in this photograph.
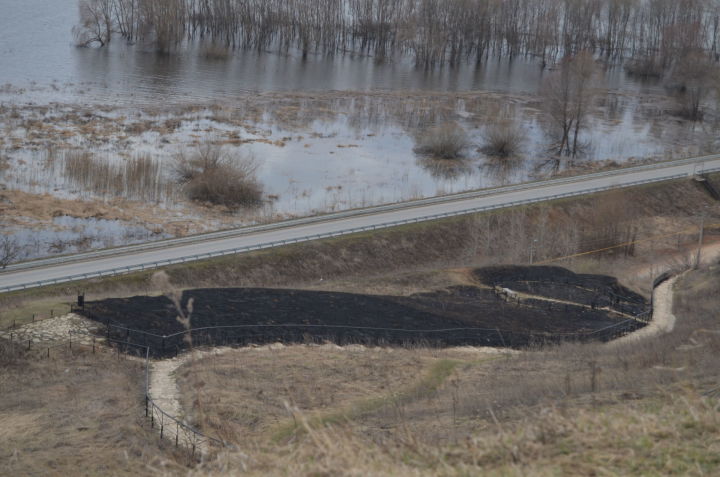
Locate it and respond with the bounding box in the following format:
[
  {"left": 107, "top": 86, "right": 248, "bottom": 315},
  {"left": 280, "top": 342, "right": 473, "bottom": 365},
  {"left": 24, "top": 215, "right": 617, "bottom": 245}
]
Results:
[
  {"left": 481, "top": 156, "right": 527, "bottom": 186},
  {"left": 417, "top": 157, "right": 475, "bottom": 181},
  {"left": 6, "top": 216, "right": 170, "bottom": 262},
  {"left": 1, "top": 0, "right": 663, "bottom": 106}
]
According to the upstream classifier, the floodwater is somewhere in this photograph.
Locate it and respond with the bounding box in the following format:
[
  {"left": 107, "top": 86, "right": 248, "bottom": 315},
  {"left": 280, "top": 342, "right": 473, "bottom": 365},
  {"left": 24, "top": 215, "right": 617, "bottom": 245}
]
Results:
[
  {"left": 0, "top": 0, "right": 707, "bottom": 263},
  {"left": 6, "top": 216, "right": 170, "bottom": 261},
  {"left": 1, "top": 0, "right": 661, "bottom": 106}
]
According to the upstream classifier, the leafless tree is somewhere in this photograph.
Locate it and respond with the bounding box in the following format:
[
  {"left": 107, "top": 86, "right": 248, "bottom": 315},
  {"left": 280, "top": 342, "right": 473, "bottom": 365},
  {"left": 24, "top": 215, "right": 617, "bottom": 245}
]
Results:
[
  {"left": 74, "top": 0, "right": 720, "bottom": 76},
  {"left": 0, "top": 236, "right": 21, "bottom": 269},
  {"left": 73, "top": 0, "right": 114, "bottom": 47},
  {"left": 414, "top": 123, "right": 470, "bottom": 160},
  {"left": 482, "top": 117, "right": 525, "bottom": 159},
  {"left": 668, "top": 50, "right": 719, "bottom": 121},
  {"left": 542, "top": 51, "right": 599, "bottom": 157}
]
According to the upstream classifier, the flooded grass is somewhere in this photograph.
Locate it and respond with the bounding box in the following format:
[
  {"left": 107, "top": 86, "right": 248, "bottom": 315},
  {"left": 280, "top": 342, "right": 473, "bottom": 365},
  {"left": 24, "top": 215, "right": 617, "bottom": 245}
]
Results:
[
  {"left": 1, "top": 89, "right": 717, "bottom": 261},
  {"left": 63, "top": 151, "right": 171, "bottom": 203}
]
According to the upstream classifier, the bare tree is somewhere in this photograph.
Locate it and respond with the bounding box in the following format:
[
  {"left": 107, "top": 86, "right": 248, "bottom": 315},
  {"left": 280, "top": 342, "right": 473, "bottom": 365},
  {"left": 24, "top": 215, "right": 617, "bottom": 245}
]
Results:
[
  {"left": 73, "top": 0, "right": 114, "bottom": 47},
  {"left": 0, "top": 236, "right": 21, "bottom": 269},
  {"left": 542, "top": 51, "right": 599, "bottom": 157},
  {"left": 668, "top": 50, "right": 719, "bottom": 121},
  {"left": 72, "top": 0, "right": 720, "bottom": 75}
]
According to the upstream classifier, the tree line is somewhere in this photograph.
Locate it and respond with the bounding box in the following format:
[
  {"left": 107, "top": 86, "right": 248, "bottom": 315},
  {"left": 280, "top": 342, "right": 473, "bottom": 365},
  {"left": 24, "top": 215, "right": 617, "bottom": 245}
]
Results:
[{"left": 76, "top": 0, "right": 720, "bottom": 69}]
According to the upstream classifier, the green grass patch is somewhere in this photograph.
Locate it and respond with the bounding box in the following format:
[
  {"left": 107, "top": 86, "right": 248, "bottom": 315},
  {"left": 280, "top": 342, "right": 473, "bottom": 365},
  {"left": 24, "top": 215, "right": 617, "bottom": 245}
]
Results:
[{"left": 271, "top": 358, "right": 480, "bottom": 442}]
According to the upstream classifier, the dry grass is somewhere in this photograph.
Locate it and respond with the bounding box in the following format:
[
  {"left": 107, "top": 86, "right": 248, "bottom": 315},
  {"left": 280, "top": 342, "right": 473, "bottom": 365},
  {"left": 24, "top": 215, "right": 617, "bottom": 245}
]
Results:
[
  {"left": 63, "top": 150, "right": 172, "bottom": 203},
  {"left": 175, "top": 263, "right": 720, "bottom": 476},
  {"left": 0, "top": 342, "right": 186, "bottom": 476},
  {"left": 3, "top": 175, "right": 719, "bottom": 321},
  {"left": 176, "top": 346, "right": 456, "bottom": 443}
]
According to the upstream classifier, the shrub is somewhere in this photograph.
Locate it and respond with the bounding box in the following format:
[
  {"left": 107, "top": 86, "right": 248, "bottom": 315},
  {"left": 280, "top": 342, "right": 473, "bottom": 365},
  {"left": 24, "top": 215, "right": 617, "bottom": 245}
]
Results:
[
  {"left": 414, "top": 123, "right": 469, "bottom": 160},
  {"left": 624, "top": 55, "right": 664, "bottom": 79},
  {"left": 481, "top": 120, "right": 525, "bottom": 158},
  {"left": 173, "top": 144, "right": 263, "bottom": 210}
]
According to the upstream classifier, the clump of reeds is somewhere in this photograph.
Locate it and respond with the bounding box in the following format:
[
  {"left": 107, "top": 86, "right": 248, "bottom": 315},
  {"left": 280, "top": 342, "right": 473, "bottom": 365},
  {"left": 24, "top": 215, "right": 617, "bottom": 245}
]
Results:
[{"left": 62, "top": 150, "right": 170, "bottom": 202}]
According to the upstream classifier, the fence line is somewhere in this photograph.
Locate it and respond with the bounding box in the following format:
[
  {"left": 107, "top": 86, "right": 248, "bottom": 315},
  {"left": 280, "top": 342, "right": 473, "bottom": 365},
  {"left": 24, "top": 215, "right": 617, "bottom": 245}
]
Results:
[
  {"left": 3, "top": 332, "right": 225, "bottom": 456},
  {"left": 0, "top": 270, "right": 668, "bottom": 455},
  {"left": 1, "top": 300, "right": 654, "bottom": 457}
]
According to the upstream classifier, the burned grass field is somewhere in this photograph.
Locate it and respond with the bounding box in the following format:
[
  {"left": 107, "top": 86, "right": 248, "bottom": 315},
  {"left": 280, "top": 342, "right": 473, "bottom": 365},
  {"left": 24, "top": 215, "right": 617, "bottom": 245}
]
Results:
[{"left": 83, "top": 266, "right": 648, "bottom": 356}]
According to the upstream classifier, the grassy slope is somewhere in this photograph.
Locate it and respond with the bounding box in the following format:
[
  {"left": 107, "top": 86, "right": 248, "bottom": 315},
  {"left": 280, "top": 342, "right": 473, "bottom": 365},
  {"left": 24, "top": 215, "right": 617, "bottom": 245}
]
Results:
[
  {"left": 0, "top": 345, "right": 187, "bottom": 476},
  {"left": 181, "top": 264, "right": 720, "bottom": 476}
]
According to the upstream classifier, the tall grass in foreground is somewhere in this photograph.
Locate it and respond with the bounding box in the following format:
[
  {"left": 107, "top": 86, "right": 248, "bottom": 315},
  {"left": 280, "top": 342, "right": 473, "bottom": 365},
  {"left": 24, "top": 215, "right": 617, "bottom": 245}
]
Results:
[{"left": 63, "top": 150, "right": 173, "bottom": 203}]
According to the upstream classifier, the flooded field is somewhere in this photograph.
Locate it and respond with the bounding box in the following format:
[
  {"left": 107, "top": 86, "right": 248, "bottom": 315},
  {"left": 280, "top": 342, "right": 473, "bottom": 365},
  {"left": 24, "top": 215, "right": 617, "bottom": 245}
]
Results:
[{"left": 1, "top": 0, "right": 718, "bottom": 262}]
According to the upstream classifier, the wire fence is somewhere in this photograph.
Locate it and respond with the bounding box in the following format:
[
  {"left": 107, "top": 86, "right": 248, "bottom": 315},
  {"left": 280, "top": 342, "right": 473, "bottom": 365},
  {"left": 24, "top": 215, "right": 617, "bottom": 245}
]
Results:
[
  {"left": 2, "top": 332, "right": 225, "bottom": 457},
  {"left": 0, "top": 301, "right": 654, "bottom": 457},
  {"left": 0, "top": 271, "right": 669, "bottom": 456}
]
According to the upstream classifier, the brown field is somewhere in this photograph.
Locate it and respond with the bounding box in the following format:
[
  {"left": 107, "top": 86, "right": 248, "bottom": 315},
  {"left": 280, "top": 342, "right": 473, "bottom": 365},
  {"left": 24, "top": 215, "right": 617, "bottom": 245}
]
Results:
[
  {"left": 166, "top": 262, "right": 720, "bottom": 476},
  {"left": 0, "top": 344, "right": 187, "bottom": 476},
  {"left": 1, "top": 175, "right": 720, "bottom": 475}
]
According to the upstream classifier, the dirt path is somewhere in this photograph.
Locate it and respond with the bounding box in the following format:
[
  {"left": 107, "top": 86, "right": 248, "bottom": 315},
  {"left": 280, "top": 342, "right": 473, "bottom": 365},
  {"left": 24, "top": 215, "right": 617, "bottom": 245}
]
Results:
[
  {"left": 610, "top": 274, "right": 680, "bottom": 345},
  {"left": 147, "top": 346, "right": 237, "bottom": 454}
]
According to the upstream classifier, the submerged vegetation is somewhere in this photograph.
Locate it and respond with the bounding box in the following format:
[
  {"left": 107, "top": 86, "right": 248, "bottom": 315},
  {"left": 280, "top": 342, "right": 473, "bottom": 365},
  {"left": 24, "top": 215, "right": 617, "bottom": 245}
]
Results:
[{"left": 62, "top": 150, "right": 170, "bottom": 202}]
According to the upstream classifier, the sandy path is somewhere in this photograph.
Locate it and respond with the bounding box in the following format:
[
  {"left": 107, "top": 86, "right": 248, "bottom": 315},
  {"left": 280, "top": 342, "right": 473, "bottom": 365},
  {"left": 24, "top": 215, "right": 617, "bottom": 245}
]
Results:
[
  {"left": 147, "top": 347, "right": 236, "bottom": 454},
  {"left": 610, "top": 275, "right": 680, "bottom": 346}
]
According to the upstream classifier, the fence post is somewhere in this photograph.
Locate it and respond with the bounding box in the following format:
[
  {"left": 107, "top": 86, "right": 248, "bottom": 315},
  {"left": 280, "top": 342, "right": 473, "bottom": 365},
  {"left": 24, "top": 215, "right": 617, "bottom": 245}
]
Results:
[
  {"left": 47, "top": 347, "right": 50, "bottom": 358},
  {"left": 92, "top": 338, "right": 95, "bottom": 354},
  {"left": 27, "top": 339, "right": 31, "bottom": 350},
  {"left": 50, "top": 309, "right": 53, "bottom": 317},
  {"left": 175, "top": 423, "right": 179, "bottom": 447}
]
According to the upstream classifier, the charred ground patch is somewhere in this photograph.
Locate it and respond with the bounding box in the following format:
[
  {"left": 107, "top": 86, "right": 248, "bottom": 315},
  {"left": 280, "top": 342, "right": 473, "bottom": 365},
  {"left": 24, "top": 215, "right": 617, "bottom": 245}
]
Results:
[{"left": 83, "top": 267, "right": 648, "bottom": 357}]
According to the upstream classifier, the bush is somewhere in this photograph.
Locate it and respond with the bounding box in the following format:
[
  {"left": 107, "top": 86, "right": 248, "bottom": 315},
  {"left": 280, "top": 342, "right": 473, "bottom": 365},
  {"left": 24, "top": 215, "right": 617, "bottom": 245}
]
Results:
[
  {"left": 174, "top": 144, "right": 263, "bottom": 210},
  {"left": 414, "top": 123, "right": 469, "bottom": 160},
  {"left": 481, "top": 120, "right": 525, "bottom": 158},
  {"left": 624, "top": 55, "right": 664, "bottom": 79}
]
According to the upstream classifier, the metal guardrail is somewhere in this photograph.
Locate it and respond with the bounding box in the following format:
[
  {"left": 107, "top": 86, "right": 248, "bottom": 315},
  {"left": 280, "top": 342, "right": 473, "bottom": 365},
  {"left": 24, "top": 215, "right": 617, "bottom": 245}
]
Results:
[
  {"left": 2, "top": 159, "right": 719, "bottom": 293},
  {"left": 4, "top": 153, "right": 719, "bottom": 274}
]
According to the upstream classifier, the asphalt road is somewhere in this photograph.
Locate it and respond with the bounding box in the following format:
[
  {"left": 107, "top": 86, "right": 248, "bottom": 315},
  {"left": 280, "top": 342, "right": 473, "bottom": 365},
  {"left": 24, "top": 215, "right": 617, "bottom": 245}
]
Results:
[{"left": 2, "top": 156, "right": 720, "bottom": 293}]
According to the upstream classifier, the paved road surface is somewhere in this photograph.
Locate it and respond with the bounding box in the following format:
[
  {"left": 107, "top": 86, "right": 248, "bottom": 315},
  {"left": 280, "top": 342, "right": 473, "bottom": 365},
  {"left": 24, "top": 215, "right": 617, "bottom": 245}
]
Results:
[{"left": 2, "top": 156, "right": 719, "bottom": 293}]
